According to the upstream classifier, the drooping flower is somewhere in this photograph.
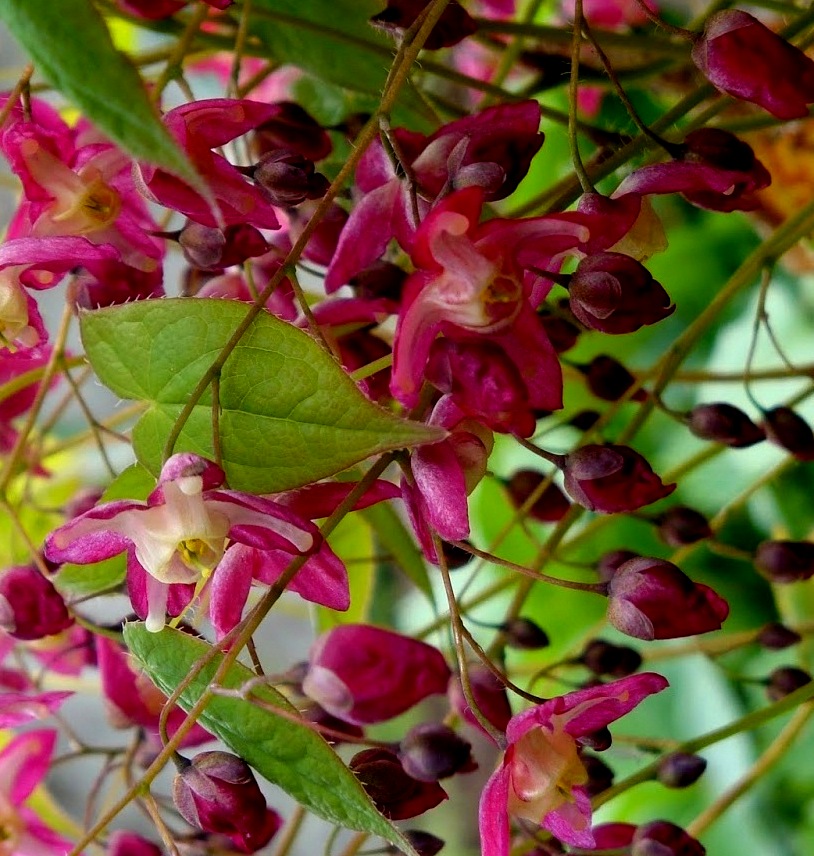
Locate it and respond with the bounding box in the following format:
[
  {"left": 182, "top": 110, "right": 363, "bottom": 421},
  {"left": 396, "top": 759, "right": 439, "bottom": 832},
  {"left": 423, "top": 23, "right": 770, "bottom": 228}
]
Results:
[
  {"left": 173, "top": 751, "right": 282, "bottom": 853},
  {"left": 0, "top": 730, "right": 73, "bottom": 856},
  {"left": 691, "top": 11, "right": 814, "bottom": 120},
  {"left": 478, "top": 673, "right": 668, "bottom": 853},
  {"left": 0, "top": 565, "right": 73, "bottom": 640},
  {"left": 137, "top": 99, "right": 285, "bottom": 229},
  {"left": 605, "top": 556, "right": 729, "bottom": 639},
  {"left": 44, "top": 453, "right": 321, "bottom": 632},
  {"left": 560, "top": 444, "right": 675, "bottom": 513},
  {"left": 302, "top": 624, "right": 451, "bottom": 725}
]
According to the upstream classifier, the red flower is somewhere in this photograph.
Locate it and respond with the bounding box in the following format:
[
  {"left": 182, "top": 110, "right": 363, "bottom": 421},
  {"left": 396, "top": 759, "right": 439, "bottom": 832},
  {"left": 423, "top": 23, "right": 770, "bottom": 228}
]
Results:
[
  {"left": 606, "top": 556, "right": 729, "bottom": 640},
  {"left": 692, "top": 11, "right": 814, "bottom": 120},
  {"left": 561, "top": 444, "right": 675, "bottom": 513}
]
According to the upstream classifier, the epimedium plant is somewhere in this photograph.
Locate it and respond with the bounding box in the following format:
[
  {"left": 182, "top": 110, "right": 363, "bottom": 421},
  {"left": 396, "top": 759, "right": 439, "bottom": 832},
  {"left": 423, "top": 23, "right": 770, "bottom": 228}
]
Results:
[{"left": 1, "top": 1, "right": 814, "bottom": 856}]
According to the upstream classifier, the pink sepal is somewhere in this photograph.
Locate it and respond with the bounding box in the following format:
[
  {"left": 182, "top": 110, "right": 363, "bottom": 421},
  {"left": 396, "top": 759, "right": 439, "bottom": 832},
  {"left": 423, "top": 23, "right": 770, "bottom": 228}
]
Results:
[
  {"left": 0, "top": 690, "right": 71, "bottom": 727},
  {"left": 44, "top": 499, "right": 143, "bottom": 563},
  {"left": 0, "top": 729, "right": 56, "bottom": 805},
  {"left": 273, "top": 479, "right": 401, "bottom": 519}
]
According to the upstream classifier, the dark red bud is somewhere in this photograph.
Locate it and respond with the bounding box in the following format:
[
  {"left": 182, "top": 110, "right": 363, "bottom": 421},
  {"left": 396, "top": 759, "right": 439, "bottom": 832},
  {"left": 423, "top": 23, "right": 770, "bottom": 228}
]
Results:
[
  {"left": 539, "top": 306, "right": 581, "bottom": 353},
  {"left": 0, "top": 565, "right": 73, "bottom": 640},
  {"left": 398, "top": 723, "right": 474, "bottom": 782},
  {"left": 568, "top": 409, "right": 601, "bottom": 431},
  {"left": 253, "top": 149, "right": 329, "bottom": 206},
  {"left": 370, "top": 0, "right": 477, "bottom": 50},
  {"left": 762, "top": 407, "right": 814, "bottom": 460},
  {"left": 506, "top": 470, "right": 570, "bottom": 523},
  {"left": 350, "top": 260, "right": 408, "bottom": 302},
  {"left": 578, "top": 726, "right": 613, "bottom": 752},
  {"left": 687, "top": 403, "right": 764, "bottom": 447},
  {"left": 766, "top": 666, "right": 812, "bottom": 702},
  {"left": 756, "top": 622, "right": 801, "bottom": 650},
  {"left": 631, "top": 821, "right": 705, "bottom": 856},
  {"left": 349, "top": 748, "right": 447, "bottom": 819},
  {"left": 439, "top": 540, "right": 475, "bottom": 569},
  {"left": 179, "top": 222, "right": 269, "bottom": 271},
  {"left": 581, "top": 639, "right": 642, "bottom": 678},
  {"left": 172, "top": 752, "right": 281, "bottom": 853},
  {"left": 597, "top": 550, "right": 640, "bottom": 583},
  {"left": 582, "top": 753, "right": 614, "bottom": 796},
  {"left": 656, "top": 506, "right": 713, "bottom": 547},
  {"left": 580, "top": 355, "right": 646, "bottom": 403},
  {"left": 681, "top": 128, "right": 756, "bottom": 173},
  {"left": 399, "top": 831, "right": 445, "bottom": 856},
  {"left": 252, "top": 102, "right": 332, "bottom": 162},
  {"left": 656, "top": 752, "right": 707, "bottom": 788},
  {"left": 755, "top": 540, "right": 814, "bottom": 583},
  {"left": 568, "top": 252, "right": 674, "bottom": 335},
  {"left": 500, "top": 617, "right": 550, "bottom": 650}
]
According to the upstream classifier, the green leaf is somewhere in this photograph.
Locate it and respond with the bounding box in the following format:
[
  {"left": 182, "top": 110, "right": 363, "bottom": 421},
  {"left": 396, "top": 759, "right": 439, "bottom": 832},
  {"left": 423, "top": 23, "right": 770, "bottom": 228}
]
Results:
[
  {"left": 246, "top": 0, "right": 434, "bottom": 130},
  {"left": 0, "top": 0, "right": 200, "bottom": 188},
  {"left": 123, "top": 623, "right": 418, "bottom": 854},
  {"left": 361, "top": 503, "right": 433, "bottom": 601},
  {"left": 55, "top": 464, "right": 154, "bottom": 599},
  {"left": 80, "top": 299, "right": 443, "bottom": 493}
]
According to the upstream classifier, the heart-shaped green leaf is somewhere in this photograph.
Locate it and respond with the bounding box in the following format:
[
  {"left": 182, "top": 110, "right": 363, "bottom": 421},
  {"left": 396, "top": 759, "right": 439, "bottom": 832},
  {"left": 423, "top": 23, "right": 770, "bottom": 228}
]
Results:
[
  {"left": 123, "top": 623, "right": 418, "bottom": 855},
  {"left": 80, "top": 299, "right": 442, "bottom": 493}
]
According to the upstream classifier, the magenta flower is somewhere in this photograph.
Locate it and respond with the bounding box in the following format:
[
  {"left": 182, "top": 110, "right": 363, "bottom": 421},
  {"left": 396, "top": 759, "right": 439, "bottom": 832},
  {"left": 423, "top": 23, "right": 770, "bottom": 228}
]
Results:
[
  {"left": 0, "top": 565, "right": 73, "bottom": 640},
  {"left": 478, "top": 673, "right": 668, "bottom": 852},
  {"left": 606, "top": 556, "right": 729, "bottom": 639},
  {"left": 0, "top": 690, "right": 71, "bottom": 727},
  {"left": 173, "top": 751, "right": 281, "bottom": 853},
  {"left": 302, "top": 624, "right": 451, "bottom": 725},
  {"left": 0, "top": 729, "right": 73, "bottom": 856},
  {"left": 137, "top": 99, "right": 283, "bottom": 229},
  {"left": 692, "top": 11, "right": 814, "bottom": 120},
  {"left": 390, "top": 186, "right": 586, "bottom": 410},
  {"left": 44, "top": 453, "right": 321, "bottom": 632},
  {"left": 561, "top": 443, "right": 675, "bottom": 513}
]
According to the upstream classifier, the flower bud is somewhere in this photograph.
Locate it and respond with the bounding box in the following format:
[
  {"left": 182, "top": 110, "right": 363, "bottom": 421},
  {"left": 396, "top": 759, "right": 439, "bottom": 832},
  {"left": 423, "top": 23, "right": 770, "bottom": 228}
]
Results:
[
  {"left": 580, "top": 355, "right": 646, "bottom": 402},
  {"left": 691, "top": 10, "right": 814, "bottom": 120},
  {"left": 568, "top": 252, "right": 674, "bottom": 334},
  {"left": 448, "top": 665, "right": 512, "bottom": 736},
  {"left": 172, "top": 752, "right": 282, "bottom": 853},
  {"left": 179, "top": 222, "right": 269, "bottom": 271},
  {"left": 687, "top": 402, "right": 764, "bottom": 447},
  {"left": 398, "top": 723, "right": 475, "bottom": 782},
  {"left": 0, "top": 565, "right": 73, "bottom": 640},
  {"left": 252, "top": 102, "right": 332, "bottom": 162},
  {"left": 756, "top": 622, "right": 801, "bottom": 651},
  {"left": 539, "top": 306, "right": 581, "bottom": 353},
  {"left": 655, "top": 506, "right": 712, "bottom": 547},
  {"left": 506, "top": 470, "right": 570, "bottom": 523},
  {"left": 582, "top": 753, "right": 614, "bottom": 796},
  {"left": 500, "top": 617, "right": 550, "bottom": 650},
  {"left": 631, "top": 821, "right": 705, "bottom": 856},
  {"left": 656, "top": 752, "right": 707, "bottom": 788},
  {"left": 561, "top": 444, "right": 675, "bottom": 513},
  {"left": 302, "top": 625, "right": 451, "bottom": 725},
  {"left": 755, "top": 540, "right": 814, "bottom": 583},
  {"left": 253, "top": 149, "right": 329, "bottom": 206},
  {"left": 371, "top": 0, "right": 477, "bottom": 50},
  {"left": 349, "top": 748, "right": 447, "bottom": 820},
  {"left": 766, "top": 666, "right": 811, "bottom": 702},
  {"left": 597, "top": 550, "right": 640, "bottom": 583},
  {"left": 762, "top": 407, "right": 814, "bottom": 461},
  {"left": 580, "top": 639, "right": 642, "bottom": 678},
  {"left": 439, "top": 540, "right": 475, "bottom": 569},
  {"left": 400, "top": 831, "right": 445, "bottom": 856},
  {"left": 569, "top": 409, "right": 601, "bottom": 431},
  {"left": 578, "top": 726, "right": 612, "bottom": 752},
  {"left": 607, "top": 557, "right": 729, "bottom": 640},
  {"left": 350, "top": 260, "right": 407, "bottom": 302}
]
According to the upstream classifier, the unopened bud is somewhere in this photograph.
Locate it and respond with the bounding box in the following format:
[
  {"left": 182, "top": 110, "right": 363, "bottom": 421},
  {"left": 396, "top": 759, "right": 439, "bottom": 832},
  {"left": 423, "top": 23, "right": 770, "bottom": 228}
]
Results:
[
  {"left": 656, "top": 752, "right": 707, "bottom": 788},
  {"left": 253, "top": 149, "right": 329, "bottom": 206},
  {"left": 581, "top": 639, "right": 642, "bottom": 678},
  {"left": 597, "top": 550, "right": 640, "bottom": 582},
  {"left": 580, "top": 355, "right": 645, "bottom": 402},
  {"left": 500, "top": 617, "right": 550, "bottom": 650},
  {"left": 582, "top": 753, "right": 614, "bottom": 796},
  {"left": 756, "top": 622, "right": 801, "bottom": 650},
  {"left": 632, "top": 820, "right": 705, "bottom": 856},
  {"left": 755, "top": 540, "right": 814, "bottom": 583},
  {"left": 400, "top": 831, "right": 445, "bottom": 856},
  {"left": 687, "top": 403, "right": 764, "bottom": 448},
  {"left": 656, "top": 506, "right": 712, "bottom": 547},
  {"left": 0, "top": 565, "right": 73, "bottom": 640},
  {"left": 506, "top": 470, "right": 570, "bottom": 523},
  {"left": 766, "top": 666, "right": 812, "bottom": 701},
  {"left": 762, "top": 407, "right": 814, "bottom": 460},
  {"left": 398, "top": 723, "right": 474, "bottom": 782}
]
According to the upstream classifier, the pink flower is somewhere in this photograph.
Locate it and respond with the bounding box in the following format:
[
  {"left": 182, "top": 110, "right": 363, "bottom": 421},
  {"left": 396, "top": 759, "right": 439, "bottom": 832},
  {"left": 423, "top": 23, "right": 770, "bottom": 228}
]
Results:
[
  {"left": 302, "top": 624, "right": 451, "bottom": 725},
  {"left": 0, "top": 690, "right": 71, "bottom": 727},
  {"left": 0, "top": 730, "right": 73, "bottom": 856},
  {"left": 478, "top": 673, "right": 669, "bottom": 852},
  {"left": 606, "top": 556, "right": 729, "bottom": 639},
  {"left": 44, "top": 453, "right": 321, "bottom": 632},
  {"left": 390, "top": 186, "right": 586, "bottom": 410},
  {"left": 692, "top": 11, "right": 814, "bottom": 120},
  {"left": 137, "top": 99, "right": 283, "bottom": 229}
]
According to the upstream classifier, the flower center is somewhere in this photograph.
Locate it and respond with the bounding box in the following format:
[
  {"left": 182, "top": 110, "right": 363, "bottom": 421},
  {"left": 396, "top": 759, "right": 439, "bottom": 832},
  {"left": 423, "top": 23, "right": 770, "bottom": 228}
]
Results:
[
  {"left": 482, "top": 274, "right": 523, "bottom": 325},
  {"left": 0, "top": 800, "right": 23, "bottom": 856},
  {"left": 0, "top": 270, "right": 37, "bottom": 352},
  {"left": 52, "top": 173, "right": 122, "bottom": 234},
  {"left": 177, "top": 537, "right": 223, "bottom": 578}
]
